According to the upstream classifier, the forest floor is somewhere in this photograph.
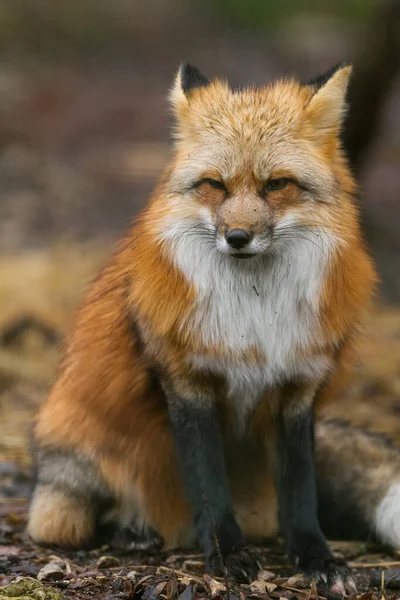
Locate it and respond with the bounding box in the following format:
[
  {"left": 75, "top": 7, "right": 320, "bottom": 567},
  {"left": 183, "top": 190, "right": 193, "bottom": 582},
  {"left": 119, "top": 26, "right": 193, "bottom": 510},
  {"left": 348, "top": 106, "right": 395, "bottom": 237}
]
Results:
[
  {"left": 1, "top": 506, "right": 400, "bottom": 600},
  {"left": 1, "top": 248, "right": 400, "bottom": 599}
]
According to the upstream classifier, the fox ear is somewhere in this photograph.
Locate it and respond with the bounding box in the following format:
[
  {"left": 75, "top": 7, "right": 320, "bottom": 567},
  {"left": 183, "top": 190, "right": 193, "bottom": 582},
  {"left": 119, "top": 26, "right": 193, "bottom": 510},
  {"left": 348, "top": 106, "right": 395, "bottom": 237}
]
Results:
[
  {"left": 170, "top": 63, "right": 210, "bottom": 113},
  {"left": 306, "top": 64, "right": 352, "bottom": 134}
]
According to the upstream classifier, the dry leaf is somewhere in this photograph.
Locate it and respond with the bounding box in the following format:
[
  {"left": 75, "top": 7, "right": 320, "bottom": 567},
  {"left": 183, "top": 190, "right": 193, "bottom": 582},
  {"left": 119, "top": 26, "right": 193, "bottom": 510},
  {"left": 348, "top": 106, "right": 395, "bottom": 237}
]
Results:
[
  {"left": 180, "top": 583, "right": 194, "bottom": 600},
  {"left": 127, "top": 570, "right": 138, "bottom": 580},
  {"left": 250, "top": 580, "right": 267, "bottom": 593},
  {"left": 257, "top": 569, "right": 276, "bottom": 582},
  {"left": 137, "top": 575, "right": 154, "bottom": 586},
  {"left": 285, "top": 573, "right": 308, "bottom": 588},
  {"left": 155, "top": 581, "right": 168, "bottom": 596},
  {"left": 204, "top": 574, "right": 226, "bottom": 596},
  {"left": 165, "top": 575, "right": 179, "bottom": 600},
  {"left": 309, "top": 580, "right": 319, "bottom": 599},
  {"left": 96, "top": 555, "right": 120, "bottom": 568},
  {"left": 37, "top": 561, "right": 66, "bottom": 582},
  {"left": 250, "top": 579, "right": 274, "bottom": 595}
]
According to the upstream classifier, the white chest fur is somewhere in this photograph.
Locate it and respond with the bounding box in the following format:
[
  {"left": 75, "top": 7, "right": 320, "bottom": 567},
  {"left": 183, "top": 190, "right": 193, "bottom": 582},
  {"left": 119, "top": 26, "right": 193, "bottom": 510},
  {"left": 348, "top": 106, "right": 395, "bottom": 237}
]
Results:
[{"left": 161, "top": 220, "right": 335, "bottom": 419}]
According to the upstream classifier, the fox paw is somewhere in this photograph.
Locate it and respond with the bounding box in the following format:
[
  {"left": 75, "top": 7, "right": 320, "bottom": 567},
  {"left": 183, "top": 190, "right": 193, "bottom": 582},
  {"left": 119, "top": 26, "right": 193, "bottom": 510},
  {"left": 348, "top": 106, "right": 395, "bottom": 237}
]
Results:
[
  {"left": 110, "top": 525, "right": 163, "bottom": 552},
  {"left": 207, "top": 546, "right": 261, "bottom": 583},
  {"left": 305, "top": 558, "right": 357, "bottom": 599}
]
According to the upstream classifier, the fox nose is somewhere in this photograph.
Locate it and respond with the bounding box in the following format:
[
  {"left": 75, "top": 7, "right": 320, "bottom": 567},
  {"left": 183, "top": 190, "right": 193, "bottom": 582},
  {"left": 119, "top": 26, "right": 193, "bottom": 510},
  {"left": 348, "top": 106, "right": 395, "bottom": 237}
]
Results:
[{"left": 226, "top": 229, "right": 252, "bottom": 250}]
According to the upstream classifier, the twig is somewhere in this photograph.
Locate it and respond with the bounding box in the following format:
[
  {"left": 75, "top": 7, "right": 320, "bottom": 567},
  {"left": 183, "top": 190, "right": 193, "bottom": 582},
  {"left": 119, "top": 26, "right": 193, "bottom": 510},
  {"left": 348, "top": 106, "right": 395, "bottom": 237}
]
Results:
[
  {"left": 257, "top": 564, "right": 288, "bottom": 570},
  {"left": 349, "top": 560, "right": 400, "bottom": 568},
  {"left": 279, "top": 584, "right": 308, "bottom": 596},
  {"left": 157, "top": 566, "right": 204, "bottom": 584},
  {"left": 101, "top": 563, "right": 204, "bottom": 584}
]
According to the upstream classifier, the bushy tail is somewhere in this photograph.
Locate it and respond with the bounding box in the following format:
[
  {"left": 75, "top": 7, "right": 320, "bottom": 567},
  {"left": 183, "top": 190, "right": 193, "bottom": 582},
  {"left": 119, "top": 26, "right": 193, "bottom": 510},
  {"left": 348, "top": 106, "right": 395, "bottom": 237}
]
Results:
[{"left": 315, "top": 418, "right": 400, "bottom": 549}]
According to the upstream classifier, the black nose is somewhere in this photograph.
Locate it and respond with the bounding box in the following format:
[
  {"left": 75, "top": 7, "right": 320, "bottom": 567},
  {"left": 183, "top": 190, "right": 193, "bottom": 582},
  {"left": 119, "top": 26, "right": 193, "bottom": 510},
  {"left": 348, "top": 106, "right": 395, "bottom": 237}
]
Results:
[{"left": 225, "top": 229, "right": 252, "bottom": 250}]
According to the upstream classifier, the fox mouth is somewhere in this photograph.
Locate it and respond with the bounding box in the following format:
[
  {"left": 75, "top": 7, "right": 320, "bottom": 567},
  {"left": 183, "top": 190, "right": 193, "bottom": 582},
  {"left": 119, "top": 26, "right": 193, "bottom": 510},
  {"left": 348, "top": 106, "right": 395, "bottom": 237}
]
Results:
[{"left": 231, "top": 253, "right": 257, "bottom": 260}]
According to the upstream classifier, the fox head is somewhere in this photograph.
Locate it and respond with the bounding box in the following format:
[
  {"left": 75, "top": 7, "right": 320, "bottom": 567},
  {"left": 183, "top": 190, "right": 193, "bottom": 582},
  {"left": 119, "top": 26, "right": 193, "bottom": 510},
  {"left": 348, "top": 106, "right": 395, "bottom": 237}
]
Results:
[{"left": 158, "top": 63, "right": 354, "bottom": 260}]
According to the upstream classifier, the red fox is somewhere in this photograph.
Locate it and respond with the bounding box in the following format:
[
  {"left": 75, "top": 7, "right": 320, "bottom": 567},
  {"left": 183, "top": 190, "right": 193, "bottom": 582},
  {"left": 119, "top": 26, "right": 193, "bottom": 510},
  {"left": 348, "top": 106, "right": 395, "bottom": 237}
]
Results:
[{"left": 29, "top": 63, "right": 397, "bottom": 596}]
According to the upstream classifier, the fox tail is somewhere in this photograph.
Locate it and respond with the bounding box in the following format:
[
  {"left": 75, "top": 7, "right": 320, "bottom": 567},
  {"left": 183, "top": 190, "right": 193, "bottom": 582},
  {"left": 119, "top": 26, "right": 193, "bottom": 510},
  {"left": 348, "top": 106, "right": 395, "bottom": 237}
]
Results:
[{"left": 315, "top": 418, "right": 400, "bottom": 549}]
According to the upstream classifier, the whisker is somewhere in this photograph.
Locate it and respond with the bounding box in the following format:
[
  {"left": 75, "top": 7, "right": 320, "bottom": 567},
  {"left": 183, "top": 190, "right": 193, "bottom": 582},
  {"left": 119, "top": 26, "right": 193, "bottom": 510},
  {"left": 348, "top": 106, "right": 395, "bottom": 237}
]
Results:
[{"left": 272, "top": 233, "right": 326, "bottom": 251}]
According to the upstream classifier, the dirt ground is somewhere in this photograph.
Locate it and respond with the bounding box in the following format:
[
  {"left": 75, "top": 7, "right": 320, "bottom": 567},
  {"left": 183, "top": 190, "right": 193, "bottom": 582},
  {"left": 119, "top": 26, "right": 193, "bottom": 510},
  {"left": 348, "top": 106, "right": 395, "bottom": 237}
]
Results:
[{"left": 0, "top": 248, "right": 400, "bottom": 599}]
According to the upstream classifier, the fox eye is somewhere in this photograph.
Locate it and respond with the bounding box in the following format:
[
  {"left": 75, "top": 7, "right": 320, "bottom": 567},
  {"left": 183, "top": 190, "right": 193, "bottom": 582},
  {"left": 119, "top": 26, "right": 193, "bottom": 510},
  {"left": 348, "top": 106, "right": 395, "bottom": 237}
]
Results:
[
  {"left": 264, "top": 178, "right": 291, "bottom": 192},
  {"left": 195, "top": 178, "right": 227, "bottom": 192}
]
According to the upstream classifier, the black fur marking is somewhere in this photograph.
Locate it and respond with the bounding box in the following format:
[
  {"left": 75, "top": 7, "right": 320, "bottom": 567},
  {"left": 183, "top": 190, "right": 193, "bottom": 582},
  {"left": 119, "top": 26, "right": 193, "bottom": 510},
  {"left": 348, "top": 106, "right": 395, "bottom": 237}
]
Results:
[
  {"left": 306, "top": 62, "right": 350, "bottom": 92},
  {"left": 180, "top": 63, "right": 210, "bottom": 95},
  {"left": 275, "top": 405, "right": 356, "bottom": 593},
  {"left": 167, "top": 394, "right": 258, "bottom": 581},
  {"left": 109, "top": 523, "right": 164, "bottom": 552},
  {"left": 317, "top": 479, "right": 373, "bottom": 542},
  {"left": 275, "top": 405, "right": 335, "bottom": 570}
]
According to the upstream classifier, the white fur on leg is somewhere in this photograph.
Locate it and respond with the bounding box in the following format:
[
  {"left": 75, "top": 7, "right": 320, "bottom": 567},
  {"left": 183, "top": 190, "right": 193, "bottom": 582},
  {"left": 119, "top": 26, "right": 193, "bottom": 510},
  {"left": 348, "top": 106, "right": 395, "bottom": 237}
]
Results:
[{"left": 374, "top": 483, "right": 400, "bottom": 549}]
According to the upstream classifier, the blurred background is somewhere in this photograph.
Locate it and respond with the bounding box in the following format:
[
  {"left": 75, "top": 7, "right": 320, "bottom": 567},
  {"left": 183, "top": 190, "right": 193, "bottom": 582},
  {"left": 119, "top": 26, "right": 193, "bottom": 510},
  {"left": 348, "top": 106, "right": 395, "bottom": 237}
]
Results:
[{"left": 0, "top": 0, "right": 399, "bottom": 498}]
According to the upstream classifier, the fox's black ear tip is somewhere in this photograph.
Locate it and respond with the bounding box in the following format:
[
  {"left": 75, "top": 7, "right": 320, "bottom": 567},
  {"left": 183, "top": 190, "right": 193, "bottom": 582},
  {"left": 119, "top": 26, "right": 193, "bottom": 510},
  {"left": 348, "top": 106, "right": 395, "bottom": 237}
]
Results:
[
  {"left": 179, "top": 63, "right": 210, "bottom": 95},
  {"left": 306, "top": 62, "right": 352, "bottom": 91}
]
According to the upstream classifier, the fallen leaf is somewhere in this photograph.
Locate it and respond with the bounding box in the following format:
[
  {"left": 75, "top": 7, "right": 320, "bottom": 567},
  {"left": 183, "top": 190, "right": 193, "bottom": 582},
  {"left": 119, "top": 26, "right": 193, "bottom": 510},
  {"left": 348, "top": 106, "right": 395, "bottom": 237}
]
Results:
[
  {"left": 96, "top": 555, "right": 120, "bottom": 569},
  {"left": 165, "top": 575, "right": 180, "bottom": 600},
  {"left": 250, "top": 580, "right": 270, "bottom": 594},
  {"left": 127, "top": 570, "right": 138, "bottom": 580},
  {"left": 142, "top": 583, "right": 161, "bottom": 600},
  {"left": 37, "top": 560, "right": 66, "bottom": 582},
  {"left": 180, "top": 583, "right": 194, "bottom": 600},
  {"left": 309, "top": 580, "right": 319, "bottom": 599},
  {"left": 203, "top": 574, "right": 226, "bottom": 596},
  {"left": 155, "top": 581, "right": 167, "bottom": 595},
  {"left": 257, "top": 569, "right": 276, "bottom": 582},
  {"left": 137, "top": 575, "right": 154, "bottom": 586},
  {"left": 285, "top": 573, "right": 308, "bottom": 588},
  {"left": 69, "top": 576, "right": 102, "bottom": 589}
]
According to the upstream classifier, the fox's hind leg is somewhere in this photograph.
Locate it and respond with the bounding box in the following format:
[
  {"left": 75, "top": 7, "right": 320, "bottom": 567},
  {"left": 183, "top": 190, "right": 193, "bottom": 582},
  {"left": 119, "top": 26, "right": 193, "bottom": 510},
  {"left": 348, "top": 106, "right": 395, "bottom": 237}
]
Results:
[{"left": 28, "top": 448, "right": 114, "bottom": 547}]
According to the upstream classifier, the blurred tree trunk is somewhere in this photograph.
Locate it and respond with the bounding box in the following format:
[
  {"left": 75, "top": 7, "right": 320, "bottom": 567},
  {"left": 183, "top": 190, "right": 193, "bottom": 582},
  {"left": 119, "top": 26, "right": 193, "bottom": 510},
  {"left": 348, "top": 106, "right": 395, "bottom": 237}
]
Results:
[{"left": 344, "top": 0, "right": 400, "bottom": 302}]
